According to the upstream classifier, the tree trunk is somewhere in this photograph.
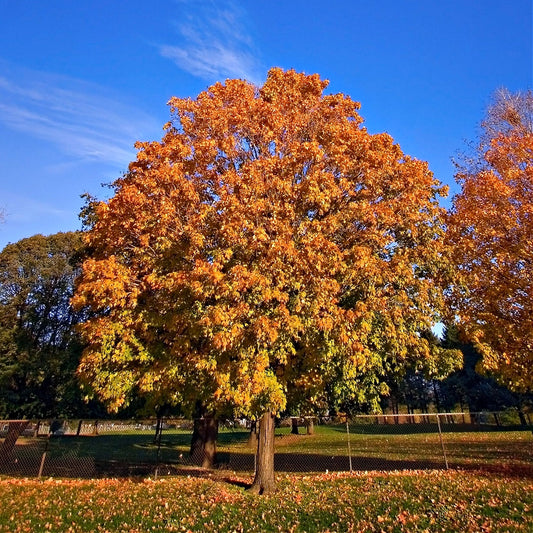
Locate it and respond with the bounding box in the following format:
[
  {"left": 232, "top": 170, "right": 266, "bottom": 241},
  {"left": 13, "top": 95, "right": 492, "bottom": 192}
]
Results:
[
  {"left": 407, "top": 404, "right": 414, "bottom": 424},
  {"left": 153, "top": 416, "right": 163, "bottom": 444},
  {"left": 433, "top": 382, "right": 442, "bottom": 413},
  {"left": 248, "top": 420, "right": 258, "bottom": 447},
  {"left": 0, "top": 421, "right": 29, "bottom": 464},
  {"left": 190, "top": 414, "right": 218, "bottom": 468},
  {"left": 517, "top": 406, "right": 527, "bottom": 426},
  {"left": 291, "top": 417, "right": 299, "bottom": 435},
  {"left": 305, "top": 417, "right": 314, "bottom": 435},
  {"left": 249, "top": 411, "right": 276, "bottom": 494}
]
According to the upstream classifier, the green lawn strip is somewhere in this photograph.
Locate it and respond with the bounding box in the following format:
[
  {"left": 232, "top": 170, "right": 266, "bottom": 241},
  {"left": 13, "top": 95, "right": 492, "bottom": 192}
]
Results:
[
  {"left": 0, "top": 470, "right": 531, "bottom": 532},
  {"left": 11, "top": 425, "right": 532, "bottom": 476},
  {"left": 44, "top": 428, "right": 251, "bottom": 461},
  {"left": 273, "top": 426, "right": 533, "bottom": 471}
]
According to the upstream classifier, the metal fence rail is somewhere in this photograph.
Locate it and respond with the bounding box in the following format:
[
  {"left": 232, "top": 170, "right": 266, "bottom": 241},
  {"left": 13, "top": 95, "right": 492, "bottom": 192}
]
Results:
[{"left": 1, "top": 411, "right": 531, "bottom": 479}]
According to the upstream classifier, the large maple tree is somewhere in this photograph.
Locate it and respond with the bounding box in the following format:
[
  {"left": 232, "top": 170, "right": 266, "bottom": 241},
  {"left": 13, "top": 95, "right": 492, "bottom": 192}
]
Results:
[
  {"left": 74, "top": 68, "right": 452, "bottom": 493},
  {"left": 447, "top": 89, "right": 533, "bottom": 392}
]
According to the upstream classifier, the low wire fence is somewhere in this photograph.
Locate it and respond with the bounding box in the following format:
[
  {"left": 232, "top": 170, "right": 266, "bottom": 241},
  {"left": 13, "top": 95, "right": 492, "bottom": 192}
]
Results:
[{"left": 1, "top": 411, "right": 531, "bottom": 479}]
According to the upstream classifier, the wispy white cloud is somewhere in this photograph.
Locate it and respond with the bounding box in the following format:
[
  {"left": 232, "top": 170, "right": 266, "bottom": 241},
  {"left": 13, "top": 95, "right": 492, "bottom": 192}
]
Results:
[
  {"left": 0, "top": 64, "right": 160, "bottom": 168},
  {"left": 0, "top": 188, "right": 80, "bottom": 249},
  {"left": 1, "top": 190, "right": 72, "bottom": 223},
  {"left": 160, "top": 0, "right": 264, "bottom": 84}
]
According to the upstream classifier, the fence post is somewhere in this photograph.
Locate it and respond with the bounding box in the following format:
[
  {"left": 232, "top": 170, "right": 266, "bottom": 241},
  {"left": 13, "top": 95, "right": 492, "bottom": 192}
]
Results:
[
  {"left": 154, "top": 418, "right": 163, "bottom": 479},
  {"left": 38, "top": 433, "right": 51, "bottom": 479},
  {"left": 436, "top": 414, "right": 449, "bottom": 470},
  {"left": 346, "top": 416, "right": 353, "bottom": 473}
]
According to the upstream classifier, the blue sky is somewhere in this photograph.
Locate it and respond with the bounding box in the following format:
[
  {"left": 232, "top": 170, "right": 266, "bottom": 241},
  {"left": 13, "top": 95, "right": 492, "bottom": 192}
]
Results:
[{"left": 0, "top": 0, "right": 531, "bottom": 249}]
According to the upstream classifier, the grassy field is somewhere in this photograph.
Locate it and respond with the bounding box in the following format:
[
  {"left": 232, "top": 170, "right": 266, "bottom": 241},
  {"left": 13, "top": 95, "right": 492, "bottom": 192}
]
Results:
[
  {"left": 3, "top": 423, "right": 532, "bottom": 477},
  {"left": 0, "top": 469, "right": 531, "bottom": 532},
  {"left": 2, "top": 424, "right": 532, "bottom": 531}
]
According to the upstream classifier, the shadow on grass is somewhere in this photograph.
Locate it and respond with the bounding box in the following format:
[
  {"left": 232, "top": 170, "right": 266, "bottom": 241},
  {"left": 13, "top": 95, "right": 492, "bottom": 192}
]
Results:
[
  {"left": 2, "top": 430, "right": 532, "bottom": 481},
  {"left": 30, "top": 451, "right": 533, "bottom": 481}
]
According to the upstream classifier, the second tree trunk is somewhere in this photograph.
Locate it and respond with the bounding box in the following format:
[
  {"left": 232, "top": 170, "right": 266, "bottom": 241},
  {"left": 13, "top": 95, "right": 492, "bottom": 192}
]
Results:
[{"left": 249, "top": 411, "right": 276, "bottom": 494}]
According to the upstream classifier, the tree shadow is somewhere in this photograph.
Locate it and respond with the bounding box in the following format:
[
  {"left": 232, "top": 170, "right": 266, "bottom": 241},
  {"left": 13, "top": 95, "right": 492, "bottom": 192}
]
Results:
[{"left": 2, "top": 440, "right": 532, "bottom": 481}]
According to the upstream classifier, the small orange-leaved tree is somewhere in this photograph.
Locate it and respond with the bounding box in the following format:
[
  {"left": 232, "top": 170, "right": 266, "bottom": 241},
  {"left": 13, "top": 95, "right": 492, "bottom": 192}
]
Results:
[
  {"left": 447, "top": 89, "right": 533, "bottom": 392},
  {"left": 74, "top": 68, "right": 452, "bottom": 493}
]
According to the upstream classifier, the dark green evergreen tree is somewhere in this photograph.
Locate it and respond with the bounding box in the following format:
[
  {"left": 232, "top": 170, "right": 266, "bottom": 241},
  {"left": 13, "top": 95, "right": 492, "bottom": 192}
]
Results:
[
  {"left": 439, "top": 326, "right": 529, "bottom": 418},
  {"left": 0, "top": 232, "right": 104, "bottom": 418}
]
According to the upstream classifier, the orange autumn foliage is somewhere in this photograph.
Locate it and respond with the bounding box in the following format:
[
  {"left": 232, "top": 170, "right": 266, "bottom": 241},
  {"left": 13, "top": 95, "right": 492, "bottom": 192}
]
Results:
[
  {"left": 447, "top": 90, "right": 533, "bottom": 392},
  {"left": 73, "top": 68, "right": 451, "bottom": 416}
]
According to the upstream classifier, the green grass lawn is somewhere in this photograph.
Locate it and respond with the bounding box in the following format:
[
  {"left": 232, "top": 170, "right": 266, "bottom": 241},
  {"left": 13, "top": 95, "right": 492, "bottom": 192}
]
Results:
[
  {"left": 4, "top": 423, "right": 532, "bottom": 477},
  {"left": 0, "top": 470, "right": 531, "bottom": 532},
  {"left": 2, "top": 424, "right": 532, "bottom": 531}
]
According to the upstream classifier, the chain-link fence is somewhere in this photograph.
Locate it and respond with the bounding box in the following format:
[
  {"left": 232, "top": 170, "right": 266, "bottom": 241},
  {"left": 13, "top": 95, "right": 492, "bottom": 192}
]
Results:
[{"left": 1, "top": 411, "right": 531, "bottom": 479}]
